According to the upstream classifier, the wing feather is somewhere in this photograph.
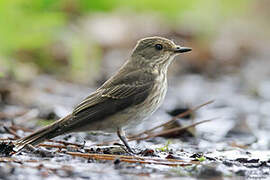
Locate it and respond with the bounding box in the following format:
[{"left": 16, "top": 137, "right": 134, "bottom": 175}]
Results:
[
  {"left": 69, "top": 70, "right": 155, "bottom": 131},
  {"left": 73, "top": 70, "right": 155, "bottom": 115}
]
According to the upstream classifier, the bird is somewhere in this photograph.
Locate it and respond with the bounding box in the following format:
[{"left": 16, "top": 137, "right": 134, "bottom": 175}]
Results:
[{"left": 14, "top": 36, "right": 192, "bottom": 153}]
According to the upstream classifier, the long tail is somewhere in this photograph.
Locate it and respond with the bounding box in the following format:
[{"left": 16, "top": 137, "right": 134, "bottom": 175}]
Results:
[{"left": 14, "top": 114, "right": 73, "bottom": 152}]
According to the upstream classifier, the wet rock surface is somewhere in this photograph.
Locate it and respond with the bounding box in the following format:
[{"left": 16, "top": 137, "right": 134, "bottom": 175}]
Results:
[{"left": 1, "top": 56, "right": 270, "bottom": 179}]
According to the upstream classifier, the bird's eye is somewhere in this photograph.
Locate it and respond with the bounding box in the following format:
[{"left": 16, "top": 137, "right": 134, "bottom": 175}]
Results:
[{"left": 155, "top": 44, "right": 163, "bottom": 50}]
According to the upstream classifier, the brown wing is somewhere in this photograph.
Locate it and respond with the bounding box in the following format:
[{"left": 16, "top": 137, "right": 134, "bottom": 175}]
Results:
[{"left": 67, "top": 70, "right": 155, "bottom": 131}]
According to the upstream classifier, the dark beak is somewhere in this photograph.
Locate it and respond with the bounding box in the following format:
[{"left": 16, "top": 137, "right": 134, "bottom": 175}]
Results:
[{"left": 174, "top": 46, "right": 192, "bottom": 53}]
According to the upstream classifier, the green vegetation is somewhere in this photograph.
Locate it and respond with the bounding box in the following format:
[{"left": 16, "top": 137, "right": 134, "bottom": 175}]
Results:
[
  {"left": 196, "top": 156, "right": 206, "bottom": 162},
  {"left": 156, "top": 140, "right": 171, "bottom": 152},
  {"left": 0, "top": 0, "right": 253, "bottom": 81}
]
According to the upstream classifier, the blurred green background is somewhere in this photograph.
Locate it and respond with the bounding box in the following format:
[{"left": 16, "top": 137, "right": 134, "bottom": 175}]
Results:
[{"left": 0, "top": 0, "right": 269, "bottom": 84}]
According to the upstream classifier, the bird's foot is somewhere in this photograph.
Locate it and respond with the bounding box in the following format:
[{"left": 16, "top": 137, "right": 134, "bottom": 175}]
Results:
[
  {"left": 114, "top": 142, "right": 137, "bottom": 155},
  {"left": 116, "top": 128, "right": 138, "bottom": 155}
]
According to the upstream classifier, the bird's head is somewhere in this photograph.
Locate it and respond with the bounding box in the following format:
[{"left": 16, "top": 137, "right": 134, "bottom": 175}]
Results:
[{"left": 131, "top": 36, "right": 191, "bottom": 68}]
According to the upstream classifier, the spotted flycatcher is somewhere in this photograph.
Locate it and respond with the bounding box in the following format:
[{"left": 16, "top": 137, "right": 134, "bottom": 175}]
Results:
[{"left": 15, "top": 36, "right": 191, "bottom": 153}]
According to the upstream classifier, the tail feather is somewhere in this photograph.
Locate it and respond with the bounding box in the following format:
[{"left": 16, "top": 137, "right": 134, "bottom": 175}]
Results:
[{"left": 14, "top": 114, "right": 73, "bottom": 152}]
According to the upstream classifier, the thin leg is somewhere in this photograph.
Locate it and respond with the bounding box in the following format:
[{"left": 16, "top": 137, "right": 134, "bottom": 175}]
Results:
[
  {"left": 78, "top": 135, "right": 86, "bottom": 149},
  {"left": 117, "top": 128, "right": 134, "bottom": 154}
]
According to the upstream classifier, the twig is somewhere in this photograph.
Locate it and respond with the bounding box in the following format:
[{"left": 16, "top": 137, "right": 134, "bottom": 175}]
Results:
[
  {"left": 129, "top": 118, "right": 215, "bottom": 141},
  {"left": 47, "top": 140, "right": 84, "bottom": 148},
  {"left": 38, "top": 143, "right": 70, "bottom": 149},
  {"left": 66, "top": 152, "right": 199, "bottom": 167},
  {"left": 131, "top": 100, "right": 214, "bottom": 138},
  {"left": 3, "top": 126, "right": 21, "bottom": 139}
]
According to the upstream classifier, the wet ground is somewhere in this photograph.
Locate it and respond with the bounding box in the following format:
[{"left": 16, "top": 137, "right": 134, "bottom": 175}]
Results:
[{"left": 1, "top": 56, "right": 270, "bottom": 179}]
